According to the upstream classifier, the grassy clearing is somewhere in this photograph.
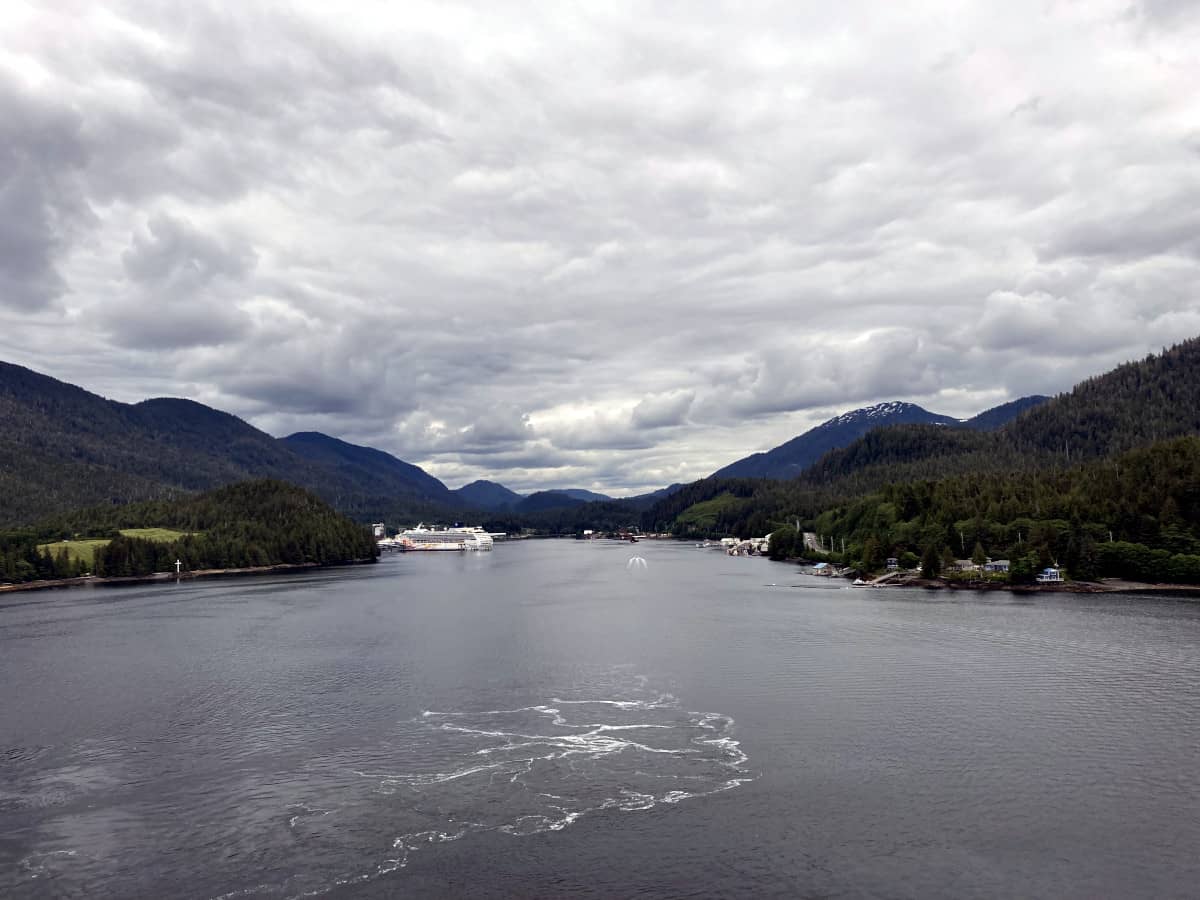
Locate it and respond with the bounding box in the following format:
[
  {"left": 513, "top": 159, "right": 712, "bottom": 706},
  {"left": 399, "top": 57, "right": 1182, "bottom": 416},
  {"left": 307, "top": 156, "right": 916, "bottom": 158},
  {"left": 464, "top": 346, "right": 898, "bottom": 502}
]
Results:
[
  {"left": 674, "top": 492, "right": 750, "bottom": 531},
  {"left": 37, "top": 539, "right": 110, "bottom": 567},
  {"left": 119, "top": 528, "right": 191, "bottom": 542},
  {"left": 38, "top": 528, "right": 192, "bottom": 568}
]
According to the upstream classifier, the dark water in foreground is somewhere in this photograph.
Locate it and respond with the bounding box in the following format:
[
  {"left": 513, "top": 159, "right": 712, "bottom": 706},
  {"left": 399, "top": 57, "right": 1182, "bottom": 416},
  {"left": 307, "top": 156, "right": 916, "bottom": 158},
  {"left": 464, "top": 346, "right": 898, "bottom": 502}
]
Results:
[{"left": 3, "top": 541, "right": 1200, "bottom": 898}]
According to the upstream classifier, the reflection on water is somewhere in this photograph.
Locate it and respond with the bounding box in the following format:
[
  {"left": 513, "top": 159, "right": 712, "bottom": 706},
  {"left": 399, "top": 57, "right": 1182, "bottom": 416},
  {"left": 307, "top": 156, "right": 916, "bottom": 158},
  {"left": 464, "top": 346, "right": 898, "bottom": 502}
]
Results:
[{"left": 2, "top": 542, "right": 1200, "bottom": 899}]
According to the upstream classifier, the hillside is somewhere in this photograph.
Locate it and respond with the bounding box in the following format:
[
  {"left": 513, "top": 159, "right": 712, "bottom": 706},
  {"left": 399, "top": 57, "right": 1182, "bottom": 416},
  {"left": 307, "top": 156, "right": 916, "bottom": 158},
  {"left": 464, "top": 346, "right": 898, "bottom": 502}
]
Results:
[
  {"left": 800, "top": 339, "right": 1200, "bottom": 496},
  {"left": 772, "top": 436, "right": 1200, "bottom": 584},
  {"left": 515, "top": 491, "right": 586, "bottom": 514},
  {"left": 1004, "top": 341, "right": 1200, "bottom": 461},
  {"left": 281, "top": 432, "right": 454, "bottom": 502},
  {"left": 713, "top": 402, "right": 957, "bottom": 480},
  {"left": 647, "top": 339, "right": 1200, "bottom": 538},
  {"left": 559, "top": 488, "right": 613, "bottom": 503},
  {"left": 963, "top": 395, "right": 1049, "bottom": 431},
  {"left": 0, "top": 361, "right": 453, "bottom": 526},
  {"left": 2, "top": 480, "right": 378, "bottom": 584},
  {"left": 712, "top": 397, "right": 1046, "bottom": 481},
  {"left": 453, "top": 480, "right": 525, "bottom": 510}
]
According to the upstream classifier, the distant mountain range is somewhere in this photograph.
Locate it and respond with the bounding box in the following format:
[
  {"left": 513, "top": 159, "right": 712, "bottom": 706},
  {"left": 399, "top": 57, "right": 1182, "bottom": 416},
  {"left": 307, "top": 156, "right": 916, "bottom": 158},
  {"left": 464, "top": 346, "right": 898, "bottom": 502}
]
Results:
[
  {"left": 643, "top": 338, "right": 1200, "bottom": 536},
  {"left": 453, "top": 479, "right": 525, "bottom": 510},
  {"left": 0, "top": 360, "right": 618, "bottom": 527},
  {"left": 451, "top": 481, "right": 614, "bottom": 512},
  {"left": 282, "top": 431, "right": 455, "bottom": 503},
  {"left": 712, "top": 396, "right": 1050, "bottom": 480}
]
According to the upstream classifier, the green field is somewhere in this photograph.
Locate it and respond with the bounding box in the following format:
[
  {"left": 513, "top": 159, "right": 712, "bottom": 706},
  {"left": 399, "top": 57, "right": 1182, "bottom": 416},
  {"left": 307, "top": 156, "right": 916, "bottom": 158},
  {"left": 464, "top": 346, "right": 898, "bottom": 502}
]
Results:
[
  {"left": 674, "top": 493, "right": 750, "bottom": 531},
  {"left": 36, "top": 539, "right": 111, "bottom": 567},
  {"left": 39, "top": 528, "right": 192, "bottom": 568},
  {"left": 118, "top": 528, "right": 191, "bottom": 542}
]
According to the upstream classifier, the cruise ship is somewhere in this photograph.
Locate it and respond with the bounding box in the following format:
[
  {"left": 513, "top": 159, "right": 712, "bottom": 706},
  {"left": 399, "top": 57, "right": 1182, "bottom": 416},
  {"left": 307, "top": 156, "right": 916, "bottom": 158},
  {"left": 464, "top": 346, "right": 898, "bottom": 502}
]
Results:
[{"left": 397, "top": 524, "right": 495, "bottom": 552}]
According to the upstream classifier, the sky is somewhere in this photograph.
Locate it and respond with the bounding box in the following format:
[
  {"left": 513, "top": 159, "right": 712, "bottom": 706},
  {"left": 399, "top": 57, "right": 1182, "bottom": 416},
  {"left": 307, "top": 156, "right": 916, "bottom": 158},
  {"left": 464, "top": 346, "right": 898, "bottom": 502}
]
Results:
[{"left": 2, "top": 1, "right": 1198, "bottom": 495}]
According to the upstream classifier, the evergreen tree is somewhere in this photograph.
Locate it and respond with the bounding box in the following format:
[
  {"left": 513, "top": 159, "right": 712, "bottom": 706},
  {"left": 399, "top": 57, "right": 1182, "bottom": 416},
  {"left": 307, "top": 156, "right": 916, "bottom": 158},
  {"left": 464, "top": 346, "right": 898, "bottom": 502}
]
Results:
[{"left": 920, "top": 544, "right": 941, "bottom": 578}]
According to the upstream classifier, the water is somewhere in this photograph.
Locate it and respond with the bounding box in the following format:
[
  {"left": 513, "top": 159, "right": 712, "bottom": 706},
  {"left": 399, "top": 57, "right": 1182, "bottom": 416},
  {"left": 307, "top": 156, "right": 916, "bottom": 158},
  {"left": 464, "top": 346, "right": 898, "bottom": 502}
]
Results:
[{"left": 3, "top": 540, "right": 1200, "bottom": 898}]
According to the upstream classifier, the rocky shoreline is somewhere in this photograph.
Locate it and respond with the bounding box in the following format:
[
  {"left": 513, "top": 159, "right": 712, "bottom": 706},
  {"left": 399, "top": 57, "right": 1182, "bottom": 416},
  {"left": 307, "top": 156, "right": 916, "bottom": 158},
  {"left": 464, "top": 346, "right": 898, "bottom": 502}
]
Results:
[
  {"left": 0, "top": 559, "right": 376, "bottom": 595},
  {"left": 853, "top": 575, "right": 1200, "bottom": 595}
]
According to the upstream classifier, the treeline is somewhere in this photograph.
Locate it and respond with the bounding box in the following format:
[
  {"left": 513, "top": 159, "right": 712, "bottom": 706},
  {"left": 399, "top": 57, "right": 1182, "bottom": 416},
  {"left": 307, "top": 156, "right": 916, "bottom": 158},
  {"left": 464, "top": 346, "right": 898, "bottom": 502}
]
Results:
[
  {"left": 1, "top": 480, "right": 377, "bottom": 584},
  {"left": 481, "top": 500, "right": 646, "bottom": 536},
  {"left": 639, "top": 338, "right": 1200, "bottom": 546},
  {"left": 0, "top": 534, "right": 90, "bottom": 584},
  {"left": 767, "top": 437, "right": 1200, "bottom": 582}
]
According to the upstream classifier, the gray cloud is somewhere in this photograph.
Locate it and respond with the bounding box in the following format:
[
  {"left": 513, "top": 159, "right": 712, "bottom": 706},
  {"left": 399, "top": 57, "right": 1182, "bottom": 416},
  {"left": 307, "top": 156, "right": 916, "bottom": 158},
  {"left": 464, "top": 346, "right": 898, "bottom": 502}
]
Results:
[
  {"left": 2, "top": 1, "right": 1199, "bottom": 492},
  {"left": 99, "top": 213, "right": 255, "bottom": 349},
  {"left": 632, "top": 390, "right": 695, "bottom": 429},
  {"left": 0, "top": 78, "right": 93, "bottom": 310}
]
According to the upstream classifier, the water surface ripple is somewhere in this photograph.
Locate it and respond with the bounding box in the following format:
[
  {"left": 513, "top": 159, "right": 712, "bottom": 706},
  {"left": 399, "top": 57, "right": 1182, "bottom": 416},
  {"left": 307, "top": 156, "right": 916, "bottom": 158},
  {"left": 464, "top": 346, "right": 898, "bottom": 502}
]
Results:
[{"left": 2, "top": 541, "right": 1199, "bottom": 898}]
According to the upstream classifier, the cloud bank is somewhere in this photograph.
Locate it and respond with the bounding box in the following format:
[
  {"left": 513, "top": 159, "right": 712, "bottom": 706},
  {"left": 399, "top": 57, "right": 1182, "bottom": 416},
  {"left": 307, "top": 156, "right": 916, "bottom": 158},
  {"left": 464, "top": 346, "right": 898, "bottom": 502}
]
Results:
[{"left": 1, "top": 1, "right": 1198, "bottom": 493}]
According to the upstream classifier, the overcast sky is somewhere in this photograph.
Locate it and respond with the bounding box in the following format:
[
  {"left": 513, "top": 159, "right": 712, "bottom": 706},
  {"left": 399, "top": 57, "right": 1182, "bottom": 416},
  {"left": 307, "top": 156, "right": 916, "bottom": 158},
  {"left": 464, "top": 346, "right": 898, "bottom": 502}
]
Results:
[{"left": 2, "top": 1, "right": 1198, "bottom": 494}]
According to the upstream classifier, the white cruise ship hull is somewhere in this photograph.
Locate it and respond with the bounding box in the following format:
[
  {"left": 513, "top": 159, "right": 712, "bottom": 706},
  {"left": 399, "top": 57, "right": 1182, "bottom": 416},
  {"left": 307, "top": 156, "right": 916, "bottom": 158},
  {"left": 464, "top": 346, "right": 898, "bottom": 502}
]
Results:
[{"left": 398, "top": 526, "right": 494, "bottom": 552}]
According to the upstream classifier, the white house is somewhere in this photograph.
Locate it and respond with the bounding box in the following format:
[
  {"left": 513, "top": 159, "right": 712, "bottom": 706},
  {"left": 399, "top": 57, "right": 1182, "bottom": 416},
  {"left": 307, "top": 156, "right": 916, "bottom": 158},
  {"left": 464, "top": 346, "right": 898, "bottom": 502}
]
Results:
[
  {"left": 1036, "top": 567, "right": 1064, "bottom": 583},
  {"left": 984, "top": 559, "right": 1010, "bottom": 573}
]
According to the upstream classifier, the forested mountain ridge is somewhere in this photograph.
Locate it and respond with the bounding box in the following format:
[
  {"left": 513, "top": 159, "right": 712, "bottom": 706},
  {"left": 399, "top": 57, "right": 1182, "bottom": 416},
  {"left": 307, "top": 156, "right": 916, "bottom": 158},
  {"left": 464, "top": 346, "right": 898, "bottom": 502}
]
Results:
[
  {"left": 1003, "top": 340, "right": 1200, "bottom": 461},
  {"left": 449, "top": 482, "right": 614, "bottom": 512},
  {"left": 768, "top": 436, "right": 1200, "bottom": 584},
  {"left": 963, "top": 395, "right": 1049, "bottom": 430},
  {"left": 1, "top": 480, "right": 378, "bottom": 584},
  {"left": 646, "top": 338, "right": 1200, "bottom": 541},
  {"left": 712, "top": 401, "right": 958, "bottom": 480},
  {"left": 516, "top": 491, "right": 587, "bottom": 513},
  {"left": 0, "top": 361, "right": 454, "bottom": 526},
  {"left": 0, "top": 360, "right": 652, "bottom": 530},
  {"left": 559, "top": 489, "right": 613, "bottom": 503},
  {"left": 712, "top": 396, "right": 1048, "bottom": 480},
  {"left": 453, "top": 479, "right": 524, "bottom": 510},
  {"left": 281, "top": 431, "right": 454, "bottom": 502},
  {"left": 789, "top": 338, "right": 1200, "bottom": 497}
]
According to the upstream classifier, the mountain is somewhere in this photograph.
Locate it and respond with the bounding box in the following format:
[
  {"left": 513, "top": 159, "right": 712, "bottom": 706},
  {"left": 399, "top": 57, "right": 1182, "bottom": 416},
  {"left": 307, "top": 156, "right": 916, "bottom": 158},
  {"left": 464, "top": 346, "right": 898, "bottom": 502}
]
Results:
[
  {"left": 963, "top": 395, "right": 1050, "bottom": 430},
  {"left": 558, "top": 488, "right": 612, "bottom": 503},
  {"left": 515, "top": 491, "right": 587, "bottom": 513},
  {"left": 453, "top": 479, "right": 525, "bottom": 511},
  {"left": 281, "top": 432, "right": 453, "bottom": 502},
  {"left": 9, "top": 480, "right": 378, "bottom": 583},
  {"left": 620, "top": 483, "right": 685, "bottom": 511},
  {"left": 712, "top": 396, "right": 1051, "bottom": 481},
  {"left": 0, "top": 360, "right": 452, "bottom": 527},
  {"left": 645, "top": 338, "right": 1200, "bottom": 538},
  {"left": 804, "top": 339, "right": 1200, "bottom": 493},
  {"left": 448, "top": 484, "right": 611, "bottom": 511},
  {"left": 1003, "top": 341, "right": 1200, "bottom": 461},
  {"left": 713, "top": 402, "right": 959, "bottom": 480}
]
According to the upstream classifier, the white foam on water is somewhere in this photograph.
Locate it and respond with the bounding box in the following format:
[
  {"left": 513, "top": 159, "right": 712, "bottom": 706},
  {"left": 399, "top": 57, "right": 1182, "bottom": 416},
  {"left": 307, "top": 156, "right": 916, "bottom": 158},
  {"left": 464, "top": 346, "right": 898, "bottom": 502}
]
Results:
[
  {"left": 254, "top": 673, "right": 755, "bottom": 899},
  {"left": 19, "top": 849, "right": 77, "bottom": 878},
  {"left": 286, "top": 804, "right": 331, "bottom": 830},
  {"left": 368, "top": 677, "right": 756, "bottom": 873}
]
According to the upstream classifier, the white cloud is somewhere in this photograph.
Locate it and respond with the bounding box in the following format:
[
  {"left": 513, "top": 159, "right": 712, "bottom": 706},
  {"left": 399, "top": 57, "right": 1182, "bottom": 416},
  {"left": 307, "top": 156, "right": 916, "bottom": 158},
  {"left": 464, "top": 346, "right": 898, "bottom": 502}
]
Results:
[{"left": 1, "top": 0, "right": 1199, "bottom": 490}]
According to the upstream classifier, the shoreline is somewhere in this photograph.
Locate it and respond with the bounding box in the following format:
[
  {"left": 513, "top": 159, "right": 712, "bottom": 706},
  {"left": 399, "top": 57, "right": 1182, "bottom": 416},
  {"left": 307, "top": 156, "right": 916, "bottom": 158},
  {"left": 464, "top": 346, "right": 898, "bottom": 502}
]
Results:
[
  {"left": 849, "top": 576, "right": 1200, "bottom": 595},
  {"left": 0, "top": 559, "right": 376, "bottom": 595}
]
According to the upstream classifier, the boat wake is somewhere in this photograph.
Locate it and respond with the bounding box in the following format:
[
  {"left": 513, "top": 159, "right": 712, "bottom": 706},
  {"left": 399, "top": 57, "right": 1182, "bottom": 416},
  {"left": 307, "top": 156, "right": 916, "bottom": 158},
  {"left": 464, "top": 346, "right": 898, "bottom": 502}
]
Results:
[
  {"left": 204, "top": 675, "right": 753, "bottom": 898},
  {"left": 358, "top": 683, "right": 754, "bottom": 874}
]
